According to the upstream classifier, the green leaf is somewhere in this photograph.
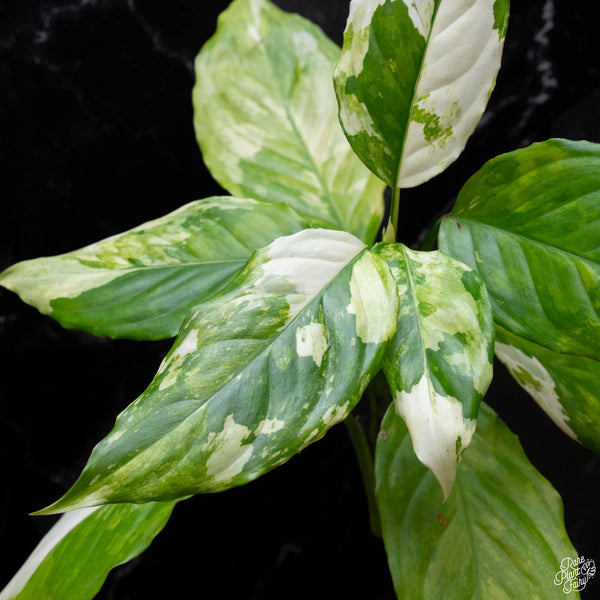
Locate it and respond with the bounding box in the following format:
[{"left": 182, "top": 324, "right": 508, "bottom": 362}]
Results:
[
  {"left": 374, "top": 243, "right": 494, "bottom": 498},
  {"left": 375, "top": 402, "right": 579, "bottom": 599},
  {"left": 0, "top": 502, "right": 175, "bottom": 600},
  {"left": 334, "top": 0, "right": 509, "bottom": 188},
  {"left": 0, "top": 197, "right": 308, "bottom": 340},
  {"left": 192, "top": 0, "right": 385, "bottom": 243},
  {"left": 37, "top": 229, "right": 399, "bottom": 514},
  {"left": 438, "top": 139, "right": 600, "bottom": 451}
]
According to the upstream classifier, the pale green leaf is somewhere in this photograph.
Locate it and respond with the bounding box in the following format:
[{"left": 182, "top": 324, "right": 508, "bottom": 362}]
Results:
[
  {"left": 193, "top": 0, "right": 385, "bottom": 243},
  {"left": 334, "top": 0, "right": 509, "bottom": 188},
  {"left": 438, "top": 138, "right": 600, "bottom": 451},
  {"left": 0, "top": 502, "right": 175, "bottom": 600},
  {"left": 36, "top": 229, "right": 399, "bottom": 514},
  {"left": 374, "top": 243, "right": 494, "bottom": 497},
  {"left": 375, "top": 402, "right": 579, "bottom": 600},
  {"left": 0, "top": 197, "right": 308, "bottom": 340}
]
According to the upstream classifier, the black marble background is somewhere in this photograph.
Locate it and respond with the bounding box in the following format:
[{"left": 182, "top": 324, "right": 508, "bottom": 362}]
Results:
[{"left": 1, "top": 1, "right": 599, "bottom": 598}]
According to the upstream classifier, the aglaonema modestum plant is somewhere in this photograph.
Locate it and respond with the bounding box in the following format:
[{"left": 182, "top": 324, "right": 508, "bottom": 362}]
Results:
[{"left": 1, "top": 0, "right": 599, "bottom": 598}]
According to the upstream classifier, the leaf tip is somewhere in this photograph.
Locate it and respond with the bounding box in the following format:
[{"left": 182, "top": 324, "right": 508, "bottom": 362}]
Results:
[{"left": 31, "top": 489, "right": 107, "bottom": 516}]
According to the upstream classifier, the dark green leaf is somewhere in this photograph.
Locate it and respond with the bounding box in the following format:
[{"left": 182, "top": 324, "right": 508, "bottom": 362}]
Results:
[{"left": 439, "top": 139, "right": 600, "bottom": 451}]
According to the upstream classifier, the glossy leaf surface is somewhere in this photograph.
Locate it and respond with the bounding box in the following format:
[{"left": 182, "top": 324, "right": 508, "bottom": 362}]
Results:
[
  {"left": 38, "top": 229, "right": 399, "bottom": 514},
  {"left": 0, "top": 502, "right": 175, "bottom": 600},
  {"left": 193, "top": 0, "right": 385, "bottom": 243},
  {"left": 376, "top": 402, "right": 578, "bottom": 599},
  {"left": 375, "top": 243, "right": 494, "bottom": 497},
  {"left": 439, "top": 139, "right": 600, "bottom": 451},
  {"left": 334, "top": 0, "right": 509, "bottom": 188},
  {"left": 0, "top": 197, "right": 308, "bottom": 340}
]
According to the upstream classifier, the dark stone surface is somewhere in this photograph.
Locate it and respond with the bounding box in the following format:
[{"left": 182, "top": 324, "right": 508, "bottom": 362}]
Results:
[{"left": 0, "top": 1, "right": 599, "bottom": 598}]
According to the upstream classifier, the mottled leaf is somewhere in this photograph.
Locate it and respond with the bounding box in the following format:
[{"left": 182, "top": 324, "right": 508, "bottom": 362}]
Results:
[
  {"left": 37, "top": 229, "right": 399, "bottom": 514},
  {"left": 0, "top": 197, "right": 308, "bottom": 340},
  {"left": 193, "top": 0, "right": 385, "bottom": 243},
  {"left": 334, "top": 0, "right": 509, "bottom": 188},
  {"left": 439, "top": 139, "right": 600, "bottom": 451},
  {"left": 374, "top": 243, "right": 494, "bottom": 497},
  {"left": 0, "top": 502, "right": 175, "bottom": 600},
  {"left": 375, "top": 402, "right": 579, "bottom": 599}
]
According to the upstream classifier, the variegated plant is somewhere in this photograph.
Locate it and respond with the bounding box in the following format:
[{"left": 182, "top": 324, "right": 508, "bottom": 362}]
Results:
[{"left": 1, "top": 1, "right": 597, "bottom": 599}]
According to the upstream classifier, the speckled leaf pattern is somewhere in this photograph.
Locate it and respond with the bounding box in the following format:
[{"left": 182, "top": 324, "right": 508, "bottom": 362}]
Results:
[
  {"left": 334, "top": 0, "right": 509, "bottom": 188},
  {"left": 37, "top": 229, "right": 399, "bottom": 514},
  {"left": 375, "top": 402, "right": 579, "bottom": 600},
  {"left": 0, "top": 502, "right": 175, "bottom": 600},
  {"left": 439, "top": 139, "right": 600, "bottom": 452},
  {"left": 192, "top": 0, "right": 385, "bottom": 243},
  {"left": 0, "top": 197, "right": 308, "bottom": 340},
  {"left": 374, "top": 243, "right": 494, "bottom": 498}
]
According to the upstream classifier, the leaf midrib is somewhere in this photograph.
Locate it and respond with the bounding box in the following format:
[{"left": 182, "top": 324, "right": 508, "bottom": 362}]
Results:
[
  {"left": 253, "top": 6, "right": 345, "bottom": 230},
  {"left": 456, "top": 217, "right": 600, "bottom": 269},
  {"left": 402, "top": 247, "right": 435, "bottom": 399},
  {"left": 72, "top": 250, "right": 367, "bottom": 505},
  {"left": 395, "top": 0, "right": 443, "bottom": 188}
]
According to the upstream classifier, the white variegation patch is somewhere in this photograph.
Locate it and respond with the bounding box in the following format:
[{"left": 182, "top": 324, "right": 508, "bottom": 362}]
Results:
[
  {"left": 395, "top": 375, "right": 476, "bottom": 499},
  {"left": 0, "top": 507, "right": 100, "bottom": 599},
  {"left": 204, "top": 415, "right": 254, "bottom": 483},
  {"left": 347, "top": 253, "right": 397, "bottom": 344},
  {"left": 258, "top": 229, "right": 365, "bottom": 318},
  {"left": 157, "top": 329, "right": 200, "bottom": 390},
  {"left": 405, "top": 0, "right": 435, "bottom": 38},
  {"left": 347, "top": 0, "right": 388, "bottom": 31},
  {"left": 399, "top": 0, "right": 505, "bottom": 187},
  {"left": 0, "top": 261, "right": 123, "bottom": 314},
  {"left": 296, "top": 321, "right": 328, "bottom": 367},
  {"left": 322, "top": 401, "right": 351, "bottom": 427},
  {"left": 495, "top": 343, "right": 578, "bottom": 440},
  {"left": 255, "top": 418, "right": 286, "bottom": 435}
]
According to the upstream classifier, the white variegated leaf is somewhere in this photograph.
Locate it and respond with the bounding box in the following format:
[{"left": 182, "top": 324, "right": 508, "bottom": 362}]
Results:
[
  {"left": 36, "top": 229, "right": 399, "bottom": 514},
  {"left": 0, "top": 502, "right": 175, "bottom": 600},
  {"left": 374, "top": 243, "right": 494, "bottom": 497},
  {"left": 334, "top": 0, "right": 509, "bottom": 188},
  {"left": 0, "top": 197, "right": 308, "bottom": 340},
  {"left": 193, "top": 0, "right": 385, "bottom": 243}
]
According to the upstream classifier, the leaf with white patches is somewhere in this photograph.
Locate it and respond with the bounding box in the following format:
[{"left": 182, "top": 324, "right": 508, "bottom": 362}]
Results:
[
  {"left": 36, "top": 229, "right": 399, "bottom": 514},
  {"left": 439, "top": 139, "right": 600, "bottom": 451},
  {"left": 0, "top": 197, "right": 308, "bottom": 340},
  {"left": 334, "top": 0, "right": 509, "bottom": 188},
  {"left": 193, "top": 0, "right": 385, "bottom": 243},
  {"left": 374, "top": 243, "right": 494, "bottom": 498},
  {"left": 494, "top": 326, "right": 600, "bottom": 452},
  {"left": 375, "top": 402, "right": 578, "bottom": 599},
  {"left": 0, "top": 501, "right": 175, "bottom": 600}
]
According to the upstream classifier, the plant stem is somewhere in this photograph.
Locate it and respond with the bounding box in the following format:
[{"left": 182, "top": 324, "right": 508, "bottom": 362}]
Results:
[
  {"left": 391, "top": 185, "right": 400, "bottom": 242},
  {"left": 382, "top": 186, "right": 401, "bottom": 243},
  {"left": 344, "top": 414, "right": 382, "bottom": 538}
]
